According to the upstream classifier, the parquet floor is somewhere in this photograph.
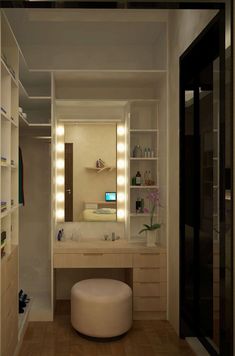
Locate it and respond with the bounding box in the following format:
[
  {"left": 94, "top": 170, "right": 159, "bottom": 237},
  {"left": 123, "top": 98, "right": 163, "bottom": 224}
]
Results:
[{"left": 19, "top": 301, "right": 195, "bottom": 356}]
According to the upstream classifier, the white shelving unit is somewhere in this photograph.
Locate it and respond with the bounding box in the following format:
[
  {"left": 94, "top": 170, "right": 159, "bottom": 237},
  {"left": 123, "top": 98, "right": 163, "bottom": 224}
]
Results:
[
  {"left": 0, "top": 11, "right": 19, "bottom": 356},
  {"left": 128, "top": 100, "right": 161, "bottom": 241}
]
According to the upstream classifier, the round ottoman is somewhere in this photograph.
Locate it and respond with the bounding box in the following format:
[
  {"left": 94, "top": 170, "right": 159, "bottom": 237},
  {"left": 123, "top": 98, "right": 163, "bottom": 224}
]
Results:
[{"left": 71, "top": 278, "right": 132, "bottom": 338}]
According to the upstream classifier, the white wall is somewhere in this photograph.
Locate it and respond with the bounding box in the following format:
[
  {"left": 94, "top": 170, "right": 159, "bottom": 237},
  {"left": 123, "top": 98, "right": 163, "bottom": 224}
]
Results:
[{"left": 168, "top": 9, "right": 217, "bottom": 334}]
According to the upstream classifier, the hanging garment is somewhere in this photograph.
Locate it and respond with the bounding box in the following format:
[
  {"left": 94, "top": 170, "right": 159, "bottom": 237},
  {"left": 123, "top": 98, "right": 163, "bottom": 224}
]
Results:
[{"left": 19, "top": 147, "right": 25, "bottom": 206}]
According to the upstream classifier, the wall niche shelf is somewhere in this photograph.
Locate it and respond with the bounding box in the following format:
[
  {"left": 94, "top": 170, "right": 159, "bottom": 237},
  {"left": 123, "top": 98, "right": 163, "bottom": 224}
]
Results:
[
  {"left": 130, "top": 157, "right": 158, "bottom": 161},
  {"left": 86, "top": 166, "right": 116, "bottom": 173}
]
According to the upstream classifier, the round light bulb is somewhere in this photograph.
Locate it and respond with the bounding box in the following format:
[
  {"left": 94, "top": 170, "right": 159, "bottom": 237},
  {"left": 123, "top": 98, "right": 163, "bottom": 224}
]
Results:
[
  {"left": 117, "top": 126, "right": 125, "bottom": 136},
  {"left": 56, "top": 143, "right": 64, "bottom": 152},
  {"left": 117, "top": 175, "right": 125, "bottom": 185},
  {"left": 56, "top": 176, "right": 64, "bottom": 185},
  {"left": 117, "top": 193, "right": 125, "bottom": 202},
  {"left": 117, "top": 159, "right": 125, "bottom": 169},
  {"left": 117, "top": 209, "right": 125, "bottom": 219},
  {"left": 56, "top": 193, "right": 64, "bottom": 202},
  {"left": 56, "top": 209, "right": 64, "bottom": 219},
  {"left": 56, "top": 159, "right": 64, "bottom": 169},
  {"left": 117, "top": 143, "right": 125, "bottom": 153},
  {"left": 56, "top": 126, "right": 64, "bottom": 136}
]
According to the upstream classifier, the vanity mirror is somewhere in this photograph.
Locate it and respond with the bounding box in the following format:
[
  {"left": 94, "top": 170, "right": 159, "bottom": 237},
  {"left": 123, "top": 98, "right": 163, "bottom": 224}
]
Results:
[{"left": 64, "top": 122, "right": 117, "bottom": 222}]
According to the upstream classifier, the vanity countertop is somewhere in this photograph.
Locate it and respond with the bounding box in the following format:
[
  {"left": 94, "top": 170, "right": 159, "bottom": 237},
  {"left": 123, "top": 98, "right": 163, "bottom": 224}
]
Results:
[{"left": 54, "top": 240, "right": 166, "bottom": 254}]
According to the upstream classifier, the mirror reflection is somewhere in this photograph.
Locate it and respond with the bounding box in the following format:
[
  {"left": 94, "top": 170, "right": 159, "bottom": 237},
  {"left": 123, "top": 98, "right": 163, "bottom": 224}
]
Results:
[{"left": 64, "top": 122, "right": 117, "bottom": 222}]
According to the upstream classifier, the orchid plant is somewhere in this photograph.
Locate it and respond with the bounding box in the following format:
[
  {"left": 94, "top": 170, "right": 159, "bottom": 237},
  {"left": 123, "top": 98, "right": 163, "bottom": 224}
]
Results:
[{"left": 139, "top": 189, "right": 161, "bottom": 234}]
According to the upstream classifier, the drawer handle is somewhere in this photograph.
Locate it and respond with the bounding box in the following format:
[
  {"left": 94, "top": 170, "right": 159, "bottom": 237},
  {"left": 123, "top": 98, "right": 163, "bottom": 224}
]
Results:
[
  {"left": 137, "top": 282, "right": 160, "bottom": 285},
  {"left": 83, "top": 253, "right": 104, "bottom": 256},
  {"left": 139, "top": 253, "right": 159, "bottom": 256},
  {"left": 139, "top": 296, "right": 160, "bottom": 299}
]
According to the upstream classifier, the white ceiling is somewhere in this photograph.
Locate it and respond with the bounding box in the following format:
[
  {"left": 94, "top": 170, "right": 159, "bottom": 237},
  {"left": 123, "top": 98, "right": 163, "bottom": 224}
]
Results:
[{"left": 5, "top": 9, "right": 168, "bottom": 70}]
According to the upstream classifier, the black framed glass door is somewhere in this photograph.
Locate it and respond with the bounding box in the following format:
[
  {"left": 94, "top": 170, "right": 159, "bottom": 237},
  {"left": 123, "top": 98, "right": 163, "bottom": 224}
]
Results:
[{"left": 180, "top": 11, "right": 233, "bottom": 355}]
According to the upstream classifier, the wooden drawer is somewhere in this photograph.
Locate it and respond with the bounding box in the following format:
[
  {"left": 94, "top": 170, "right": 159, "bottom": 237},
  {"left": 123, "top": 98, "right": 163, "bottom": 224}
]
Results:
[
  {"left": 133, "top": 268, "right": 167, "bottom": 282},
  {"left": 133, "top": 282, "right": 160, "bottom": 297},
  {"left": 133, "top": 253, "right": 166, "bottom": 268},
  {"left": 54, "top": 253, "right": 132, "bottom": 268},
  {"left": 134, "top": 296, "right": 166, "bottom": 312}
]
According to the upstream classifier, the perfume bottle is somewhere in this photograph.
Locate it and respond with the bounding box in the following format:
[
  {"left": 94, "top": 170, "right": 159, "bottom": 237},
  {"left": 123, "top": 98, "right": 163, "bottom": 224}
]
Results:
[{"left": 135, "top": 171, "right": 141, "bottom": 186}]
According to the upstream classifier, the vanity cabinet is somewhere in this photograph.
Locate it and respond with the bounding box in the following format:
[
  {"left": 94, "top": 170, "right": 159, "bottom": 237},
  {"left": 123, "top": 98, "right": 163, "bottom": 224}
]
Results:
[
  {"left": 1, "top": 245, "right": 18, "bottom": 356},
  {"left": 54, "top": 242, "right": 167, "bottom": 320},
  {"left": 132, "top": 252, "right": 167, "bottom": 320}
]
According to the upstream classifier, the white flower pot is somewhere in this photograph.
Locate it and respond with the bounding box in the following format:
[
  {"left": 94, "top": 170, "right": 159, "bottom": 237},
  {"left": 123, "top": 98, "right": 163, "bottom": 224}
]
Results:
[{"left": 146, "top": 230, "right": 157, "bottom": 247}]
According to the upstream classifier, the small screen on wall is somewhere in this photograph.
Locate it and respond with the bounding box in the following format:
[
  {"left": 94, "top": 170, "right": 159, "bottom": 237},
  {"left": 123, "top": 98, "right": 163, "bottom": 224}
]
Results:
[{"left": 105, "top": 192, "right": 116, "bottom": 202}]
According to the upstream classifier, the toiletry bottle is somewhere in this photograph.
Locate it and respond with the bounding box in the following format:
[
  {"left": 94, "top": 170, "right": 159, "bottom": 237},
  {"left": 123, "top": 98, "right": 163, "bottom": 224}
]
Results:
[
  {"left": 57, "top": 230, "right": 62, "bottom": 241},
  {"left": 151, "top": 149, "right": 155, "bottom": 157},
  {"left": 135, "top": 171, "right": 141, "bottom": 186},
  {"left": 148, "top": 148, "right": 151, "bottom": 158},
  {"left": 136, "top": 145, "right": 142, "bottom": 158},
  {"left": 133, "top": 145, "right": 137, "bottom": 157},
  {"left": 136, "top": 197, "right": 141, "bottom": 213},
  {"left": 144, "top": 148, "right": 148, "bottom": 158}
]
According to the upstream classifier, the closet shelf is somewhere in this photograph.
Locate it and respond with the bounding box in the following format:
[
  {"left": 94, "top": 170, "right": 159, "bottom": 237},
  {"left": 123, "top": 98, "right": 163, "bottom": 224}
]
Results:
[
  {"left": 1, "top": 110, "right": 10, "bottom": 122},
  {"left": 1, "top": 161, "right": 10, "bottom": 168},
  {"left": 11, "top": 119, "right": 18, "bottom": 127},
  {"left": 86, "top": 166, "right": 116, "bottom": 173},
  {"left": 1, "top": 58, "right": 18, "bottom": 87},
  {"left": 1, "top": 209, "right": 9, "bottom": 219}
]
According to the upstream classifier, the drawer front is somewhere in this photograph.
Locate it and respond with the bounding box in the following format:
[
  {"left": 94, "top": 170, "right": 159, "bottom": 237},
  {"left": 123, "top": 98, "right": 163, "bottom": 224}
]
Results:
[
  {"left": 54, "top": 253, "right": 132, "bottom": 268},
  {"left": 133, "top": 253, "right": 166, "bottom": 268},
  {"left": 133, "top": 268, "right": 167, "bottom": 282},
  {"left": 134, "top": 297, "right": 166, "bottom": 312},
  {"left": 133, "top": 282, "right": 160, "bottom": 297}
]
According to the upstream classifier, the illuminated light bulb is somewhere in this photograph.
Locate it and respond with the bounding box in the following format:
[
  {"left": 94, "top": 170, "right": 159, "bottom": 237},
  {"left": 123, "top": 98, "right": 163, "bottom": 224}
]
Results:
[
  {"left": 117, "top": 192, "right": 125, "bottom": 202},
  {"left": 56, "top": 176, "right": 64, "bottom": 185},
  {"left": 56, "top": 126, "right": 64, "bottom": 136},
  {"left": 117, "top": 126, "right": 125, "bottom": 136},
  {"left": 117, "top": 159, "right": 125, "bottom": 169},
  {"left": 56, "top": 143, "right": 64, "bottom": 152},
  {"left": 56, "top": 159, "right": 64, "bottom": 169},
  {"left": 117, "top": 175, "right": 125, "bottom": 186},
  {"left": 56, "top": 193, "right": 64, "bottom": 202},
  {"left": 117, "top": 209, "right": 125, "bottom": 219},
  {"left": 117, "top": 143, "right": 125, "bottom": 153},
  {"left": 56, "top": 209, "right": 64, "bottom": 219}
]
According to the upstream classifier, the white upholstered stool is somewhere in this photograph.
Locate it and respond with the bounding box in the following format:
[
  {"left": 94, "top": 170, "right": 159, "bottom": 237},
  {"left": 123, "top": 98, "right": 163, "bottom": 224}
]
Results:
[{"left": 71, "top": 278, "right": 132, "bottom": 338}]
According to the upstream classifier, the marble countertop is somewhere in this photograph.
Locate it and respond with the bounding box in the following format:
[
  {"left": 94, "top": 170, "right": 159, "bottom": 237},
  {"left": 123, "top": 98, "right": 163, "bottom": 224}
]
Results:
[{"left": 54, "top": 239, "right": 165, "bottom": 254}]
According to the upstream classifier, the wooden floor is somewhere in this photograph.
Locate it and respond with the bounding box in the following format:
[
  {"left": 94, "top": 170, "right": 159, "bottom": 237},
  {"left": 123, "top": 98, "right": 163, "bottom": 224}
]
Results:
[{"left": 19, "top": 301, "right": 195, "bottom": 356}]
